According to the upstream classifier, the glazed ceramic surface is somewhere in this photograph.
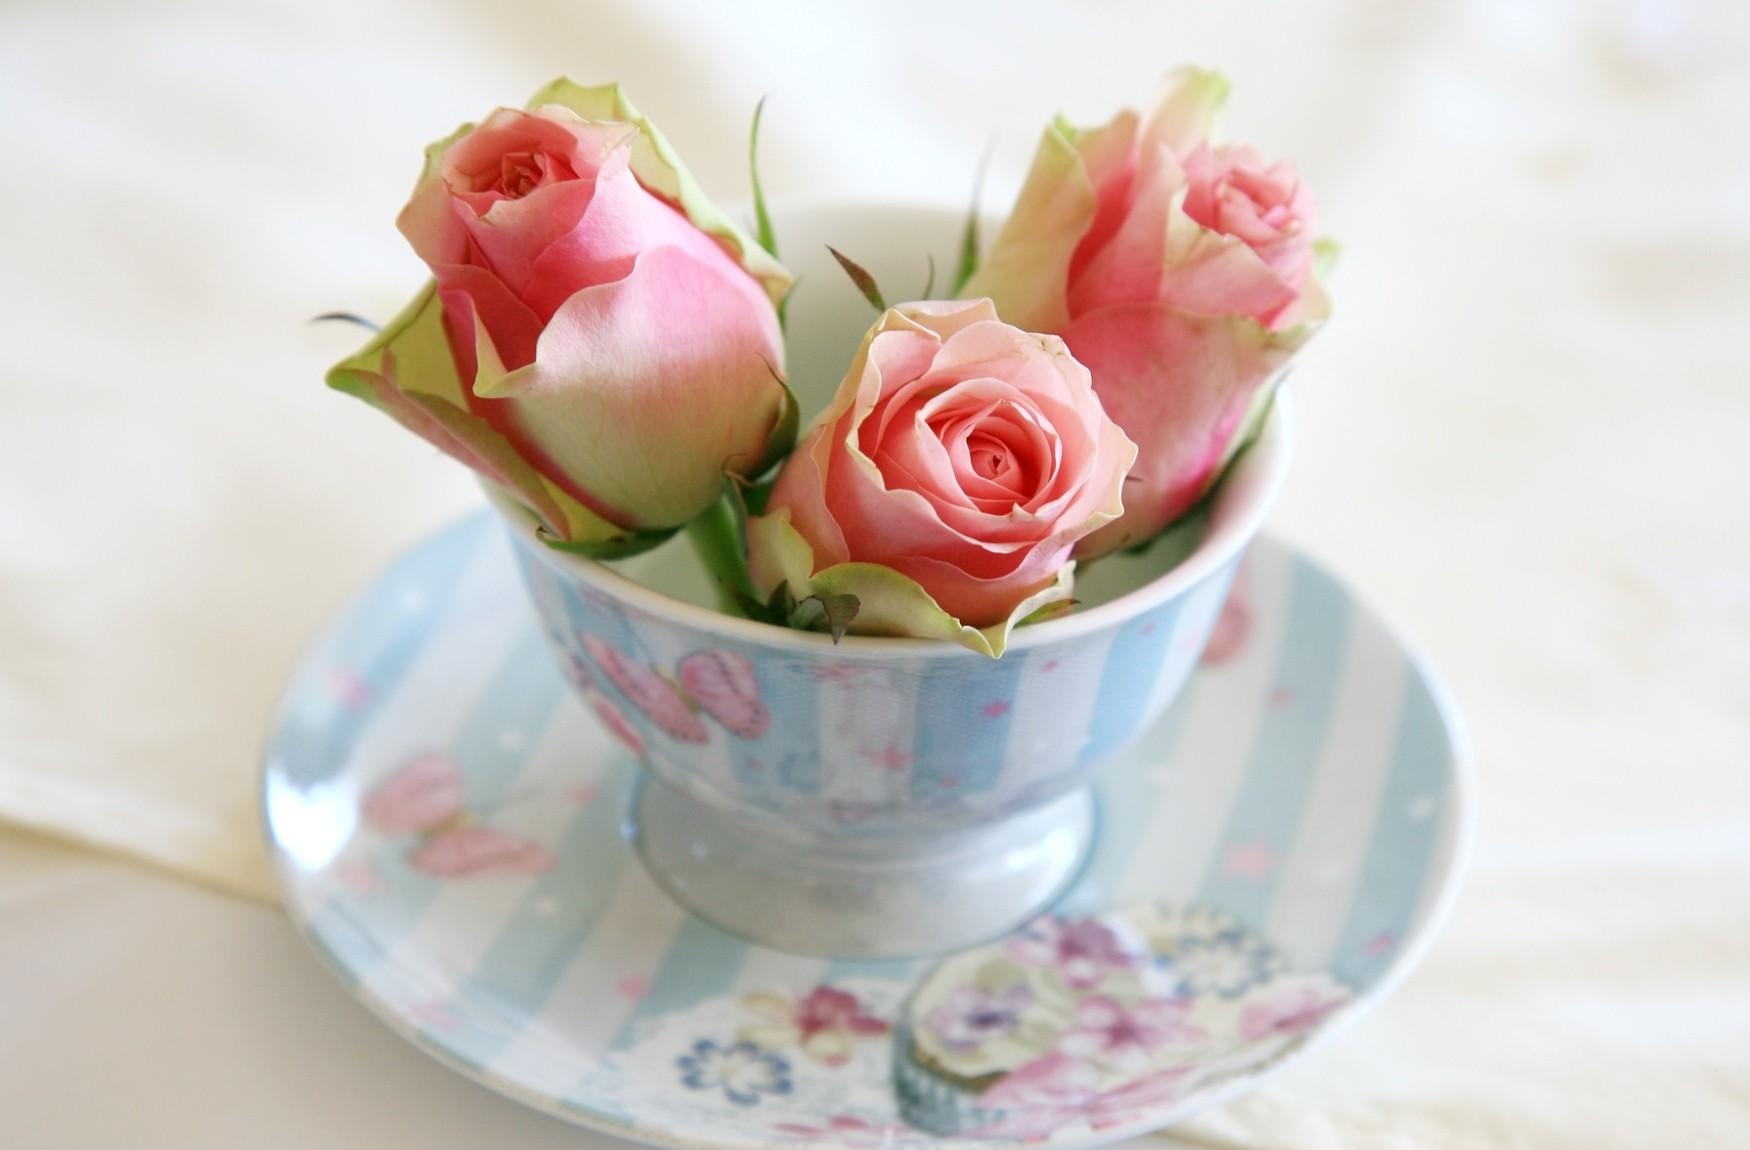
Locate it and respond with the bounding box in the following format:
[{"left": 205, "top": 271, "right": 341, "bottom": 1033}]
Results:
[
  {"left": 483, "top": 409, "right": 1276, "bottom": 956},
  {"left": 498, "top": 499, "right": 1240, "bottom": 837},
  {"left": 264, "top": 514, "right": 1469, "bottom": 1149}
]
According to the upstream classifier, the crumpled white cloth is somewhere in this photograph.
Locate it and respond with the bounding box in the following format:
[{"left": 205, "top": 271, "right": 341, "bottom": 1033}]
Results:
[{"left": 1, "top": 0, "right": 1747, "bottom": 1144}]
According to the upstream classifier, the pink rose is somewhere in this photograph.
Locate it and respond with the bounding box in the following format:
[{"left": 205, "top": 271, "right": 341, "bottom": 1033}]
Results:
[
  {"left": 746, "top": 299, "right": 1135, "bottom": 656},
  {"left": 329, "top": 80, "right": 793, "bottom": 549},
  {"left": 1175, "top": 143, "right": 1320, "bottom": 319},
  {"left": 966, "top": 68, "right": 1330, "bottom": 557}
]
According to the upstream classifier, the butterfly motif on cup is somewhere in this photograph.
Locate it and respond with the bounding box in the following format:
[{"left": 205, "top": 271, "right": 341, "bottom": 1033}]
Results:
[
  {"left": 361, "top": 753, "right": 554, "bottom": 878},
  {"left": 581, "top": 637, "right": 770, "bottom": 742}
]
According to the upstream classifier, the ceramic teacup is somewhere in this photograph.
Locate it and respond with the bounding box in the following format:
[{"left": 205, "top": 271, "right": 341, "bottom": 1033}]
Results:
[{"left": 486, "top": 203, "right": 1291, "bottom": 958}]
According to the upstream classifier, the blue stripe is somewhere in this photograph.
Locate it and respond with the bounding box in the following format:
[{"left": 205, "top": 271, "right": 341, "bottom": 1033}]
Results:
[
  {"left": 414, "top": 761, "right": 637, "bottom": 1058},
  {"left": 305, "top": 626, "right": 565, "bottom": 963},
  {"left": 1077, "top": 598, "right": 1184, "bottom": 770},
  {"left": 1331, "top": 674, "right": 1449, "bottom": 989},
  {"left": 734, "top": 652, "right": 820, "bottom": 799},
  {"left": 605, "top": 915, "right": 751, "bottom": 1053},
  {"left": 1065, "top": 674, "right": 1200, "bottom": 913},
  {"left": 1057, "top": 578, "right": 1225, "bottom": 911},
  {"left": 271, "top": 516, "right": 487, "bottom": 788},
  {"left": 1195, "top": 563, "right": 1351, "bottom": 930},
  {"left": 909, "top": 651, "right": 1030, "bottom": 801},
  {"left": 553, "top": 557, "right": 637, "bottom": 652}
]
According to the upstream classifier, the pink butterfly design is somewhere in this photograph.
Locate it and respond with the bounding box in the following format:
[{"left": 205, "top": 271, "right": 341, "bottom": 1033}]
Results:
[
  {"left": 677, "top": 649, "right": 770, "bottom": 738},
  {"left": 588, "top": 693, "right": 646, "bottom": 756},
  {"left": 580, "top": 637, "right": 770, "bottom": 742},
  {"left": 361, "top": 753, "right": 554, "bottom": 878}
]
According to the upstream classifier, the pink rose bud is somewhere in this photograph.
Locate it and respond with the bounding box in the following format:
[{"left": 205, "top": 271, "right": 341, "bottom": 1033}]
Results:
[
  {"left": 328, "top": 80, "right": 793, "bottom": 550},
  {"left": 966, "top": 69, "right": 1331, "bottom": 558},
  {"left": 746, "top": 299, "right": 1135, "bottom": 657}
]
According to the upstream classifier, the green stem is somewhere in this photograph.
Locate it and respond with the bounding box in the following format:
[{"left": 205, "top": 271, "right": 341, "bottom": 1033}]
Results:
[{"left": 684, "top": 493, "right": 756, "bottom": 615}]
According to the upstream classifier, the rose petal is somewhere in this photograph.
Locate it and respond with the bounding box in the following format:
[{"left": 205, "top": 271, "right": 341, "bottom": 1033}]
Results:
[
  {"left": 477, "top": 244, "right": 786, "bottom": 529},
  {"left": 432, "top": 270, "right": 544, "bottom": 377},
  {"left": 325, "top": 283, "right": 618, "bottom": 543},
  {"left": 769, "top": 313, "right": 977, "bottom": 569},
  {"left": 522, "top": 145, "right": 734, "bottom": 321},
  {"left": 1067, "top": 303, "right": 1299, "bottom": 557},
  {"left": 1141, "top": 66, "right": 1231, "bottom": 155},
  {"left": 440, "top": 112, "right": 634, "bottom": 300},
  {"left": 525, "top": 79, "right": 793, "bottom": 308},
  {"left": 1066, "top": 110, "right": 1144, "bottom": 285},
  {"left": 396, "top": 121, "right": 476, "bottom": 268},
  {"left": 1068, "top": 141, "right": 1186, "bottom": 316},
  {"left": 744, "top": 509, "right": 1077, "bottom": 657},
  {"left": 959, "top": 122, "right": 1100, "bottom": 332}
]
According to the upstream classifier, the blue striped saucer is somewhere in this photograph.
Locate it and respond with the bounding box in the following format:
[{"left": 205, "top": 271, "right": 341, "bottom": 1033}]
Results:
[{"left": 264, "top": 513, "right": 1470, "bottom": 1149}]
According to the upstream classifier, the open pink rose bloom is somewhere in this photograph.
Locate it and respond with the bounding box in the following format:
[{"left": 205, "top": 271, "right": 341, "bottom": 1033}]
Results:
[{"left": 747, "top": 299, "right": 1135, "bottom": 655}]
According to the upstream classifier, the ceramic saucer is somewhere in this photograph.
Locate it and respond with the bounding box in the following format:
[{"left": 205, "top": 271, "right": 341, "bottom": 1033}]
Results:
[{"left": 264, "top": 513, "right": 1470, "bottom": 1149}]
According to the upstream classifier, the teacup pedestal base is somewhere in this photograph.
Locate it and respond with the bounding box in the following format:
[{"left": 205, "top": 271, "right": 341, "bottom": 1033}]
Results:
[{"left": 630, "top": 773, "right": 1096, "bottom": 959}]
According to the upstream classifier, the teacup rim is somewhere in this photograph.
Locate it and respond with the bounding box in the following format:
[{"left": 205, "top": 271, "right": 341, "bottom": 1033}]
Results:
[{"left": 486, "top": 390, "right": 1292, "bottom": 659}]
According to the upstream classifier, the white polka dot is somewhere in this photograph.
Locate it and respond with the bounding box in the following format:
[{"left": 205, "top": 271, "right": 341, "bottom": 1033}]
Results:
[
  {"left": 533, "top": 896, "right": 560, "bottom": 918},
  {"left": 496, "top": 729, "right": 528, "bottom": 751},
  {"left": 1407, "top": 795, "right": 1437, "bottom": 821}
]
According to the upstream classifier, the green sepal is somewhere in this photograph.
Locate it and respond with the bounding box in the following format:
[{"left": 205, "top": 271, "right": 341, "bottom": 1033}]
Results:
[
  {"left": 748, "top": 95, "right": 787, "bottom": 333},
  {"left": 537, "top": 523, "right": 677, "bottom": 560},
  {"left": 788, "top": 592, "right": 861, "bottom": 643},
  {"left": 1017, "top": 598, "right": 1080, "bottom": 627},
  {"left": 827, "top": 245, "right": 888, "bottom": 312},
  {"left": 949, "top": 151, "right": 988, "bottom": 296},
  {"left": 310, "top": 311, "right": 380, "bottom": 332},
  {"left": 745, "top": 509, "right": 1075, "bottom": 658},
  {"left": 749, "top": 96, "right": 779, "bottom": 261},
  {"left": 747, "top": 367, "right": 801, "bottom": 482},
  {"left": 730, "top": 579, "right": 863, "bottom": 644}
]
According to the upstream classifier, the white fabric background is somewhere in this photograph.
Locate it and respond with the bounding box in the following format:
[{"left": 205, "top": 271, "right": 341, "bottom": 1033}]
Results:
[{"left": 2, "top": 0, "right": 1747, "bottom": 1145}]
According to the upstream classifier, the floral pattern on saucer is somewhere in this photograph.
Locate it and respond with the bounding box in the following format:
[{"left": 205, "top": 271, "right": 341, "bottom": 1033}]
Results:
[
  {"left": 894, "top": 904, "right": 1351, "bottom": 1139},
  {"left": 678, "top": 1040, "right": 795, "bottom": 1106},
  {"left": 592, "top": 978, "right": 908, "bottom": 1135},
  {"left": 590, "top": 905, "right": 1351, "bottom": 1144}
]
